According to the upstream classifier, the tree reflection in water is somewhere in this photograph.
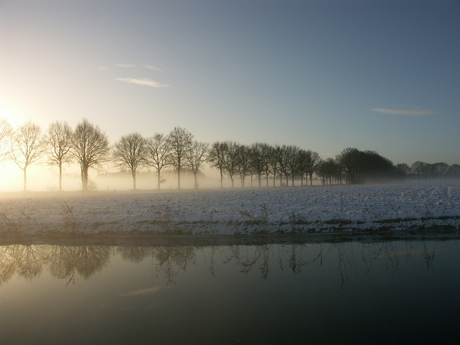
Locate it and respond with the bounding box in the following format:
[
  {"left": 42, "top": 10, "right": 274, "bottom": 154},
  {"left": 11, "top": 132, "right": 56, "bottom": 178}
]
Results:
[
  {"left": 0, "top": 245, "right": 111, "bottom": 286},
  {"left": 0, "top": 238, "right": 443, "bottom": 286},
  {"left": 153, "top": 246, "right": 197, "bottom": 284},
  {"left": 0, "top": 245, "right": 44, "bottom": 283},
  {"left": 45, "top": 246, "right": 111, "bottom": 284},
  {"left": 117, "top": 246, "right": 152, "bottom": 263},
  {"left": 0, "top": 245, "right": 19, "bottom": 285}
]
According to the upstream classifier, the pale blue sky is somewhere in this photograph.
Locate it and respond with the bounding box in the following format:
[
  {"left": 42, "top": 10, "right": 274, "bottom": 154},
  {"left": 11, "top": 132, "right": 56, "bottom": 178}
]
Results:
[{"left": 1, "top": 0, "right": 460, "bottom": 165}]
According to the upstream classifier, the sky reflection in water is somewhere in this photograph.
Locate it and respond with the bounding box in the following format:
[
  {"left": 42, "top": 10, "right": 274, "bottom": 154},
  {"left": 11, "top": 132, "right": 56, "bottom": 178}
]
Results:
[{"left": 1, "top": 238, "right": 460, "bottom": 345}]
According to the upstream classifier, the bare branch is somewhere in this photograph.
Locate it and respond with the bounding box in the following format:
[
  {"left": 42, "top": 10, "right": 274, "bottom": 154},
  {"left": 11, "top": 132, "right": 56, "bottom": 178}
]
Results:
[
  {"left": 186, "top": 140, "right": 209, "bottom": 188},
  {"left": 71, "top": 119, "right": 110, "bottom": 191},
  {"left": 145, "top": 133, "right": 171, "bottom": 190},
  {"left": 47, "top": 121, "right": 73, "bottom": 191},
  {"left": 10, "top": 121, "right": 45, "bottom": 191},
  {"left": 112, "top": 132, "right": 147, "bottom": 190},
  {"left": 0, "top": 118, "right": 12, "bottom": 164},
  {"left": 167, "top": 127, "right": 193, "bottom": 189}
]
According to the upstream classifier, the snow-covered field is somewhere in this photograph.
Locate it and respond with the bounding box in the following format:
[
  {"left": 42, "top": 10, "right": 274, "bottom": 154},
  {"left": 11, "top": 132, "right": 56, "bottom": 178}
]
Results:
[{"left": 0, "top": 183, "right": 459, "bottom": 236}]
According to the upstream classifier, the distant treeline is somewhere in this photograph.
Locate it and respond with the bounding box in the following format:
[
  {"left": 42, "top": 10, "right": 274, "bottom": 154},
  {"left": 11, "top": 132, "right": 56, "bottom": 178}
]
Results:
[{"left": 1, "top": 118, "right": 459, "bottom": 191}]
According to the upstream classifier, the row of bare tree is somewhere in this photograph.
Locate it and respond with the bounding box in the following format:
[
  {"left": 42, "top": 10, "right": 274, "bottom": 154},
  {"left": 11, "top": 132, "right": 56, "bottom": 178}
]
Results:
[
  {"left": 301, "top": 148, "right": 460, "bottom": 185},
  {"left": 207, "top": 142, "right": 320, "bottom": 188},
  {"left": 0, "top": 118, "right": 207, "bottom": 191},
  {"left": 396, "top": 161, "right": 460, "bottom": 180},
  {"left": 1, "top": 118, "right": 110, "bottom": 191},
  {"left": 1, "top": 118, "right": 458, "bottom": 191}
]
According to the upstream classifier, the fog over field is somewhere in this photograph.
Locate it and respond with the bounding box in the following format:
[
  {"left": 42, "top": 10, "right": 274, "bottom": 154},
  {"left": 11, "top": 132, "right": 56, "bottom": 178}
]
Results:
[{"left": 2, "top": 165, "right": 233, "bottom": 192}]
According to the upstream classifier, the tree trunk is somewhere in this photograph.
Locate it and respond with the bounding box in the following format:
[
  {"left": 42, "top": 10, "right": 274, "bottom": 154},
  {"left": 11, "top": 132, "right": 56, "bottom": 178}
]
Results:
[
  {"left": 23, "top": 166, "right": 27, "bottom": 192},
  {"left": 59, "top": 164, "right": 63, "bottom": 191},
  {"left": 193, "top": 171, "right": 198, "bottom": 188},
  {"left": 132, "top": 170, "right": 137, "bottom": 190},
  {"left": 81, "top": 166, "right": 88, "bottom": 191},
  {"left": 177, "top": 167, "right": 181, "bottom": 189}
]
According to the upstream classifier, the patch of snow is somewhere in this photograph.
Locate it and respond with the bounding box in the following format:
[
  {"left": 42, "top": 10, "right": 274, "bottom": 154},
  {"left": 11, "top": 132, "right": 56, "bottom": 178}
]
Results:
[{"left": 0, "top": 183, "right": 459, "bottom": 236}]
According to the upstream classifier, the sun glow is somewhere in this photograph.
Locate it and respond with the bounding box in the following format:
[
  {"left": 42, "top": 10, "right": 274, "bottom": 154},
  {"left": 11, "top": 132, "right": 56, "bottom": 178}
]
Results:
[
  {"left": 0, "top": 162, "right": 22, "bottom": 192},
  {"left": 0, "top": 102, "right": 27, "bottom": 127},
  {"left": 0, "top": 163, "right": 78, "bottom": 193}
]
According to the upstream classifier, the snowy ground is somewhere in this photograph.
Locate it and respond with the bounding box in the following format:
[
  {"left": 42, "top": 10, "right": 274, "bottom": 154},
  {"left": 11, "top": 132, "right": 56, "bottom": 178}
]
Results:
[{"left": 0, "top": 183, "right": 459, "bottom": 236}]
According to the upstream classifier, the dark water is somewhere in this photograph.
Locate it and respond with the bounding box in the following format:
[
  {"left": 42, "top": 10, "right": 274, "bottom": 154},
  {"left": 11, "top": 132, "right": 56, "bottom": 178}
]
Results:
[{"left": 1, "top": 237, "right": 460, "bottom": 345}]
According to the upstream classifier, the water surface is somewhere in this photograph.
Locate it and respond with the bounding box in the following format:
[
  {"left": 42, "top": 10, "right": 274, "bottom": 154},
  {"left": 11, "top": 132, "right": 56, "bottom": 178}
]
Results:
[{"left": 1, "top": 236, "right": 459, "bottom": 344}]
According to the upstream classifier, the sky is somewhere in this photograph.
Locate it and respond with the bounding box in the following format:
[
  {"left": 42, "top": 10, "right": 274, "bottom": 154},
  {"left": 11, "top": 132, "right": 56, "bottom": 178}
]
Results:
[{"left": 1, "top": 0, "right": 460, "bottom": 177}]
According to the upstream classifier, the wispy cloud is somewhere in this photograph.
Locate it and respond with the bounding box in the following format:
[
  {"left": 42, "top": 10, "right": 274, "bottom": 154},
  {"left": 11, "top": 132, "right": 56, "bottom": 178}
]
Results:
[
  {"left": 371, "top": 108, "right": 436, "bottom": 116},
  {"left": 97, "top": 66, "right": 109, "bottom": 71},
  {"left": 119, "top": 287, "right": 163, "bottom": 297},
  {"left": 116, "top": 63, "right": 136, "bottom": 68},
  {"left": 116, "top": 78, "right": 169, "bottom": 88},
  {"left": 144, "top": 64, "right": 163, "bottom": 72}
]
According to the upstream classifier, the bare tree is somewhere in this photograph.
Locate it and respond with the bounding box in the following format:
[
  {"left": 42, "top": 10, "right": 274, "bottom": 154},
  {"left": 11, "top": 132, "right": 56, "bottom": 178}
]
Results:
[
  {"left": 315, "top": 158, "right": 340, "bottom": 185},
  {"left": 338, "top": 148, "right": 395, "bottom": 184},
  {"left": 296, "top": 149, "right": 308, "bottom": 186},
  {"left": 112, "top": 132, "right": 147, "bottom": 190},
  {"left": 411, "top": 161, "right": 428, "bottom": 180},
  {"left": 277, "top": 145, "right": 299, "bottom": 186},
  {"left": 432, "top": 162, "right": 449, "bottom": 178},
  {"left": 167, "top": 127, "right": 193, "bottom": 189},
  {"left": 395, "top": 163, "right": 411, "bottom": 178},
  {"left": 47, "top": 121, "right": 73, "bottom": 191},
  {"left": 258, "top": 143, "right": 272, "bottom": 187},
  {"left": 267, "top": 145, "right": 281, "bottom": 187},
  {"left": 236, "top": 144, "right": 252, "bottom": 187},
  {"left": 71, "top": 119, "right": 110, "bottom": 191},
  {"left": 446, "top": 164, "right": 460, "bottom": 178},
  {"left": 303, "top": 150, "right": 320, "bottom": 186},
  {"left": 208, "top": 141, "right": 228, "bottom": 188},
  {"left": 0, "top": 118, "right": 12, "bottom": 165},
  {"left": 146, "top": 133, "right": 171, "bottom": 190},
  {"left": 10, "top": 121, "right": 45, "bottom": 191},
  {"left": 285, "top": 146, "right": 300, "bottom": 186},
  {"left": 250, "top": 143, "right": 267, "bottom": 187},
  {"left": 186, "top": 140, "right": 209, "bottom": 188},
  {"left": 337, "top": 148, "right": 363, "bottom": 184},
  {"left": 223, "top": 141, "right": 239, "bottom": 188}
]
